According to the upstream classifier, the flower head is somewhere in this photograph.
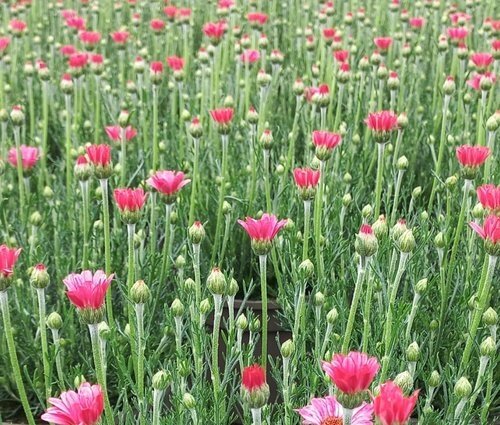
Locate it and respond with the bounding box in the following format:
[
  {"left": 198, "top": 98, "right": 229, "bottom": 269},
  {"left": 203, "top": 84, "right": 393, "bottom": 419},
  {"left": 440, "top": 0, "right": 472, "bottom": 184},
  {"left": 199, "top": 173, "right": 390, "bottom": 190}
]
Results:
[
  {"left": 447, "top": 27, "right": 468, "bottom": 43},
  {"left": 147, "top": 170, "right": 190, "bottom": 203},
  {"left": 247, "top": 12, "right": 268, "bottom": 27},
  {"left": 471, "top": 52, "right": 494, "bottom": 71},
  {"left": 41, "top": 382, "right": 103, "bottom": 425},
  {"left": 470, "top": 215, "right": 500, "bottom": 256},
  {"left": 210, "top": 108, "right": 234, "bottom": 134},
  {"left": 79, "top": 30, "right": 101, "bottom": 46},
  {"left": 114, "top": 188, "right": 148, "bottom": 223},
  {"left": 150, "top": 18, "right": 166, "bottom": 32},
  {"left": 241, "top": 365, "right": 269, "bottom": 409},
  {"left": 365, "top": 111, "right": 398, "bottom": 143},
  {"left": 240, "top": 49, "right": 261, "bottom": 64},
  {"left": 455, "top": 145, "right": 490, "bottom": 179},
  {"left": 86, "top": 144, "right": 113, "bottom": 179},
  {"left": 0, "top": 245, "right": 21, "bottom": 290},
  {"left": 312, "top": 130, "right": 342, "bottom": 160},
  {"left": 476, "top": 184, "right": 500, "bottom": 214},
  {"left": 104, "top": 125, "right": 137, "bottom": 143},
  {"left": 8, "top": 145, "right": 39, "bottom": 173},
  {"left": 166, "top": 56, "right": 185, "bottom": 72},
  {"left": 0, "top": 37, "right": 10, "bottom": 55},
  {"left": 203, "top": 21, "right": 227, "bottom": 44},
  {"left": 373, "top": 381, "right": 419, "bottom": 425},
  {"left": 296, "top": 396, "right": 374, "bottom": 425},
  {"left": 63, "top": 270, "right": 113, "bottom": 323},
  {"left": 374, "top": 37, "right": 393, "bottom": 51},
  {"left": 111, "top": 31, "right": 129, "bottom": 45},
  {"left": 322, "top": 352, "right": 380, "bottom": 398},
  {"left": 293, "top": 168, "right": 321, "bottom": 200},
  {"left": 238, "top": 213, "right": 287, "bottom": 255}
]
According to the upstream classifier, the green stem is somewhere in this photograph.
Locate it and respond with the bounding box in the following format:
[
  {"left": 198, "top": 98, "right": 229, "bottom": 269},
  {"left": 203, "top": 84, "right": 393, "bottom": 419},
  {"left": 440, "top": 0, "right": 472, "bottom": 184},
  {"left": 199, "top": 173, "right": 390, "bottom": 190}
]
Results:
[
  {"left": 100, "top": 179, "right": 113, "bottom": 323},
  {"left": 13, "top": 127, "right": 26, "bottom": 224},
  {"left": 0, "top": 291, "right": 36, "bottom": 425},
  {"left": 342, "top": 258, "right": 367, "bottom": 353},
  {"left": 50, "top": 328, "right": 64, "bottom": 389},
  {"left": 160, "top": 203, "right": 173, "bottom": 284},
  {"left": 211, "top": 135, "right": 228, "bottom": 264},
  {"left": 361, "top": 267, "right": 374, "bottom": 353},
  {"left": 152, "top": 389, "right": 165, "bottom": 425},
  {"left": 390, "top": 170, "right": 405, "bottom": 225},
  {"left": 263, "top": 149, "right": 272, "bottom": 212},
  {"left": 211, "top": 294, "right": 222, "bottom": 423},
  {"left": 41, "top": 81, "right": 49, "bottom": 185},
  {"left": 65, "top": 95, "right": 72, "bottom": 199},
  {"left": 374, "top": 143, "right": 386, "bottom": 219},
  {"left": 188, "top": 138, "right": 200, "bottom": 225},
  {"left": 302, "top": 201, "right": 311, "bottom": 261},
  {"left": 88, "top": 324, "right": 114, "bottom": 425},
  {"left": 81, "top": 181, "right": 90, "bottom": 269},
  {"left": 36, "top": 288, "right": 51, "bottom": 401},
  {"left": 259, "top": 254, "right": 268, "bottom": 368},
  {"left": 152, "top": 86, "right": 159, "bottom": 170},
  {"left": 135, "top": 303, "right": 145, "bottom": 425},
  {"left": 314, "top": 161, "right": 326, "bottom": 281}
]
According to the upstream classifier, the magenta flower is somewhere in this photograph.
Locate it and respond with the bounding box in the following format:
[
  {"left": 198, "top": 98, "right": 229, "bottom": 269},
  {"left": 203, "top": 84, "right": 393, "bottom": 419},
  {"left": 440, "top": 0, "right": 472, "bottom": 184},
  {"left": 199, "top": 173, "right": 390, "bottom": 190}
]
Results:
[
  {"left": 296, "top": 396, "right": 373, "bottom": 425},
  {"left": 104, "top": 125, "right": 137, "bottom": 143},
  {"left": 238, "top": 213, "right": 287, "bottom": 255},
  {"left": 476, "top": 184, "right": 500, "bottom": 213},
  {"left": 240, "top": 49, "right": 261, "bottom": 64},
  {"left": 470, "top": 215, "right": 500, "bottom": 253},
  {"left": 374, "top": 37, "right": 392, "bottom": 51},
  {"left": 147, "top": 170, "right": 190, "bottom": 202},
  {"left": 373, "top": 381, "right": 419, "bottom": 425},
  {"left": 63, "top": 270, "right": 113, "bottom": 311},
  {"left": 41, "top": 382, "right": 104, "bottom": 425},
  {"left": 365, "top": 111, "right": 398, "bottom": 141},
  {"left": 0, "top": 245, "right": 22, "bottom": 280},
  {"left": 456, "top": 145, "right": 490, "bottom": 168},
  {"left": 114, "top": 188, "right": 148, "bottom": 214},
  {"left": 8, "top": 145, "right": 39, "bottom": 171}
]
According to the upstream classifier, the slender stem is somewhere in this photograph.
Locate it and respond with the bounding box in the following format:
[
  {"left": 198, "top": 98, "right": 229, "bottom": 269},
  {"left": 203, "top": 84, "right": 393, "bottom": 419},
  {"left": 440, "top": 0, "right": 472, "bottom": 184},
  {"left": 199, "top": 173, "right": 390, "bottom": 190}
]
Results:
[
  {"left": 120, "top": 129, "right": 127, "bottom": 187},
  {"left": 263, "top": 149, "right": 272, "bottom": 213},
  {"left": 13, "top": 127, "right": 26, "bottom": 224},
  {"left": 302, "top": 201, "right": 311, "bottom": 261},
  {"left": 152, "top": 389, "right": 165, "bottom": 425},
  {"left": 314, "top": 161, "right": 326, "bottom": 281},
  {"left": 160, "top": 204, "right": 173, "bottom": 284},
  {"left": 251, "top": 408, "right": 262, "bottom": 425},
  {"left": 342, "top": 258, "right": 367, "bottom": 353},
  {"left": 361, "top": 267, "right": 374, "bottom": 353},
  {"left": 390, "top": 170, "right": 404, "bottom": 225},
  {"left": 50, "top": 328, "right": 65, "bottom": 388},
  {"left": 89, "top": 324, "right": 113, "bottom": 425},
  {"left": 100, "top": 179, "right": 113, "bottom": 323},
  {"left": 211, "top": 294, "right": 222, "bottom": 423},
  {"left": 149, "top": 193, "right": 157, "bottom": 257},
  {"left": 0, "top": 291, "right": 36, "bottom": 425},
  {"left": 374, "top": 143, "right": 386, "bottom": 219},
  {"left": 94, "top": 76, "right": 101, "bottom": 144},
  {"left": 65, "top": 95, "right": 72, "bottom": 199},
  {"left": 211, "top": 135, "right": 228, "bottom": 264},
  {"left": 405, "top": 292, "right": 421, "bottom": 341},
  {"left": 135, "top": 303, "right": 145, "bottom": 425},
  {"left": 152, "top": 86, "right": 159, "bottom": 170},
  {"left": 259, "top": 255, "right": 268, "bottom": 368},
  {"left": 81, "top": 180, "right": 90, "bottom": 269},
  {"left": 41, "top": 81, "right": 49, "bottom": 185},
  {"left": 188, "top": 138, "right": 200, "bottom": 225},
  {"left": 460, "top": 255, "right": 497, "bottom": 372},
  {"left": 36, "top": 288, "right": 51, "bottom": 401}
]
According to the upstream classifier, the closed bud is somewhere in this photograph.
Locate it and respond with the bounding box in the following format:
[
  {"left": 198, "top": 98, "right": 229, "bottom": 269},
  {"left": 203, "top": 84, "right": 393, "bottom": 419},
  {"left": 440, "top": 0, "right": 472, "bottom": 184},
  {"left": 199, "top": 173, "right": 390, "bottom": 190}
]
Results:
[
  {"left": 362, "top": 204, "right": 373, "bottom": 219},
  {"left": 130, "top": 280, "right": 150, "bottom": 304},
  {"left": 250, "top": 317, "right": 261, "bottom": 333},
  {"left": 30, "top": 211, "right": 43, "bottom": 226},
  {"left": 394, "top": 371, "right": 414, "bottom": 395},
  {"left": 482, "top": 307, "right": 498, "bottom": 326},
  {"left": 207, "top": 267, "right": 226, "bottom": 295},
  {"left": 480, "top": 337, "right": 495, "bottom": 357},
  {"left": 398, "top": 229, "right": 416, "bottom": 252},
  {"left": 171, "top": 298, "right": 184, "bottom": 317},
  {"left": 236, "top": 314, "right": 248, "bottom": 330},
  {"left": 74, "top": 375, "right": 86, "bottom": 388},
  {"left": 118, "top": 110, "right": 130, "bottom": 127},
  {"left": 454, "top": 377, "right": 472, "bottom": 398},
  {"left": 327, "top": 308, "right": 338, "bottom": 324},
  {"left": 415, "top": 278, "right": 427, "bottom": 295},
  {"left": 227, "top": 278, "right": 239, "bottom": 297},
  {"left": 43, "top": 186, "right": 54, "bottom": 199},
  {"left": 355, "top": 224, "right": 378, "bottom": 258},
  {"left": 259, "top": 129, "right": 273, "bottom": 150},
  {"left": 396, "top": 156, "right": 408, "bottom": 170},
  {"left": 314, "top": 291, "right": 325, "bottom": 307},
  {"left": 486, "top": 113, "right": 498, "bottom": 132},
  {"left": 10, "top": 106, "right": 25, "bottom": 125},
  {"left": 434, "top": 232, "right": 446, "bottom": 249},
  {"left": 98, "top": 322, "right": 111, "bottom": 340},
  {"left": 47, "top": 312, "right": 62, "bottom": 330},
  {"left": 298, "top": 259, "right": 314, "bottom": 279},
  {"left": 222, "top": 200, "right": 232, "bottom": 215},
  {"left": 30, "top": 264, "right": 50, "bottom": 289},
  {"left": 152, "top": 370, "right": 171, "bottom": 390},
  {"left": 178, "top": 359, "right": 191, "bottom": 378},
  {"left": 183, "top": 278, "right": 195, "bottom": 293},
  {"left": 471, "top": 203, "right": 484, "bottom": 220},
  {"left": 429, "top": 370, "right": 440, "bottom": 388},
  {"left": 281, "top": 339, "right": 295, "bottom": 358},
  {"left": 200, "top": 298, "right": 211, "bottom": 315},
  {"left": 343, "top": 172, "right": 352, "bottom": 184},
  {"left": 412, "top": 186, "right": 422, "bottom": 199},
  {"left": 373, "top": 215, "right": 388, "bottom": 239},
  {"left": 429, "top": 320, "right": 439, "bottom": 331},
  {"left": 443, "top": 76, "right": 456, "bottom": 95},
  {"left": 342, "top": 193, "right": 352, "bottom": 207},
  {"left": 175, "top": 255, "right": 186, "bottom": 269},
  {"left": 445, "top": 176, "right": 458, "bottom": 189},
  {"left": 182, "top": 393, "right": 196, "bottom": 409},
  {"left": 189, "top": 221, "right": 206, "bottom": 245},
  {"left": 406, "top": 342, "right": 420, "bottom": 362}
]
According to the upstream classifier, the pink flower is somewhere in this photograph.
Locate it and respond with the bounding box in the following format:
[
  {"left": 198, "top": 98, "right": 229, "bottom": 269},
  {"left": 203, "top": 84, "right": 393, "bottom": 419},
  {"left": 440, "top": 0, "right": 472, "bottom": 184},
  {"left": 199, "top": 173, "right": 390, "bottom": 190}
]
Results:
[
  {"left": 166, "top": 56, "right": 185, "bottom": 71},
  {"left": 114, "top": 188, "right": 148, "bottom": 213},
  {"left": 373, "top": 381, "right": 419, "bottom": 425},
  {"left": 203, "top": 21, "right": 227, "bottom": 42},
  {"left": 312, "top": 131, "right": 342, "bottom": 150},
  {"left": 0, "top": 37, "right": 10, "bottom": 53},
  {"left": 365, "top": 111, "right": 398, "bottom": 133},
  {"left": 60, "top": 45, "right": 77, "bottom": 56},
  {"left": 9, "top": 19, "right": 27, "bottom": 34},
  {"left": 41, "top": 382, "right": 104, "bottom": 425},
  {"left": 111, "top": 31, "right": 129, "bottom": 44},
  {"left": 467, "top": 72, "right": 496, "bottom": 91},
  {"left": 476, "top": 184, "right": 500, "bottom": 213},
  {"left": 61, "top": 9, "right": 77, "bottom": 20},
  {"left": 247, "top": 12, "right": 268, "bottom": 26},
  {"left": 447, "top": 27, "right": 468, "bottom": 42},
  {"left": 63, "top": 270, "right": 113, "bottom": 310},
  {"left": 241, "top": 364, "right": 266, "bottom": 391},
  {"left": 0, "top": 245, "right": 21, "bottom": 280},
  {"left": 296, "top": 396, "right": 374, "bottom": 425},
  {"left": 374, "top": 37, "right": 392, "bottom": 50},
  {"left": 104, "top": 125, "right": 137, "bottom": 143},
  {"left": 68, "top": 53, "right": 88, "bottom": 69},
  {"left": 147, "top": 170, "right": 190, "bottom": 198},
  {"left": 450, "top": 12, "right": 471, "bottom": 25},
  {"left": 322, "top": 352, "right": 380, "bottom": 395},
  {"left": 65, "top": 16, "right": 86, "bottom": 31},
  {"left": 470, "top": 52, "right": 494, "bottom": 70},
  {"left": 455, "top": 145, "right": 490, "bottom": 167},
  {"left": 409, "top": 17, "right": 425, "bottom": 29},
  {"left": 238, "top": 214, "right": 287, "bottom": 242},
  {"left": 90, "top": 54, "right": 103, "bottom": 65},
  {"left": 163, "top": 6, "right": 177, "bottom": 20},
  {"left": 323, "top": 28, "right": 336, "bottom": 42},
  {"left": 210, "top": 108, "right": 234, "bottom": 125},
  {"left": 86, "top": 144, "right": 112, "bottom": 167},
  {"left": 150, "top": 61, "right": 164, "bottom": 75},
  {"left": 150, "top": 19, "right": 166, "bottom": 32},
  {"left": 333, "top": 50, "right": 349, "bottom": 63},
  {"left": 79, "top": 31, "right": 101, "bottom": 46},
  {"left": 293, "top": 168, "right": 320, "bottom": 189},
  {"left": 470, "top": 215, "right": 500, "bottom": 245},
  {"left": 8, "top": 145, "right": 39, "bottom": 171},
  {"left": 240, "top": 49, "right": 260, "bottom": 64}
]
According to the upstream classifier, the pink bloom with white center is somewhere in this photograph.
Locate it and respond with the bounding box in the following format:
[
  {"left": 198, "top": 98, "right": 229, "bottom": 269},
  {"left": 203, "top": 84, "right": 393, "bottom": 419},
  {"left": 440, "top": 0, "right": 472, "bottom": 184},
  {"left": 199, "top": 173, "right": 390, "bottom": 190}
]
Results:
[
  {"left": 114, "top": 188, "right": 148, "bottom": 213},
  {"left": 467, "top": 72, "right": 496, "bottom": 91},
  {"left": 111, "top": 31, "right": 129, "bottom": 44},
  {"left": 68, "top": 53, "right": 88, "bottom": 69},
  {"left": 470, "top": 215, "right": 500, "bottom": 245},
  {"left": 240, "top": 49, "right": 260, "bottom": 64},
  {"left": 312, "top": 131, "right": 342, "bottom": 150},
  {"left": 293, "top": 168, "right": 320, "bottom": 189},
  {"left": 476, "top": 184, "right": 500, "bottom": 213},
  {"left": 333, "top": 50, "right": 349, "bottom": 63},
  {"left": 247, "top": 12, "right": 268, "bottom": 26},
  {"left": 150, "top": 19, "right": 166, "bottom": 32},
  {"left": 8, "top": 145, "right": 39, "bottom": 171},
  {"left": 447, "top": 26, "right": 468, "bottom": 42},
  {"left": 65, "top": 16, "right": 86, "bottom": 31},
  {"left": 470, "top": 52, "right": 494, "bottom": 70},
  {"left": 0, "top": 245, "right": 21, "bottom": 280},
  {"left": 166, "top": 56, "right": 185, "bottom": 71},
  {"left": 63, "top": 270, "right": 113, "bottom": 310},
  {"left": 147, "top": 170, "right": 190, "bottom": 197},
  {"left": 409, "top": 17, "right": 425, "bottom": 29},
  {"left": 373, "top": 37, "right": 392, "bottom": 50},
  {"left": 296, "top": 396, "right": 374, "bottom": 425},
  {"left": 455, "top": 145, "right": 490, "bottom": 167},
  {"left": 105, "top": 125, "right": 137, "bottom": 143},
  {"left": 322, "top": 352, "right": 380, "bottom": 395},
  {"left": 150, "top": 61, "right": 164, "bottom": 75},
  {"left": 203, "top": 21, "right": 227, "bottom": 42},
  {"left": 373, "top": 381, "right": 419, "bottom": 425},
  {"left": 323, "top": 28, "right": 336, "bottom": 42},
  {"left": 41, "top": 382, "right": 104, "bottom": 425},
  {"left": 210, "top": 108, "right": 234, "bottom": 125},
  {"left": 79, "top": 31, "right": 101, "bottom": 46},
  {"left": 238, "top": 214, "right": 287, "bottom": 242},
  {"left": 9, "top": 19, "right": 27, "bottom": 35}
]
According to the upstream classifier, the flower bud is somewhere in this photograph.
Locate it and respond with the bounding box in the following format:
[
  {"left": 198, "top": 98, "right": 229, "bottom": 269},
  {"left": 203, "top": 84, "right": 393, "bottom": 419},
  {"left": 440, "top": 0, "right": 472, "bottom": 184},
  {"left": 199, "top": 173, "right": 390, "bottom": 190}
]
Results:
[
  {"left": 471, "top": 203, "right": 484, "bottom": 220},
  {"left": 184, "top": 278, "right": 195, "bottom": 293},
  {"left": 188, "top": 221, "right": 206, "bottom": 245},
  {"left": 482, "top": 307, "right": 498, "bottom": 326},
  {"left": 412, "top": 186, "right": 422, "bottom": 199},
  {"left": 362, "top": 204, "right": 373, "bottom": 220},
  {"left": 314, "top": 292, "right": 325, "bottom": 307},
  {"left": 130, "top": 280, "right": 150, "bottom": 304},
  {"left": 372, "top": 215, "right": 388, "bottom": 239},
  {"left": 445, "top": 175, "right": 458, "bottom": 189},
  {"left": 429, "top": 370, "right": 440, "bottom": 388},
  {"left": 298, "top": 259, "right": 314, "bottom": 279},
  {"left": 327, "top": 308, "right": 338, "bottom": 324},
  {"left": 280, "top": 339, "right": 295, "bottom": 358},
  {"left": 342, "top": 193, "right": 352, "bottom": 207},
  {"left": 250, "top": 317, "right": 261, "bottom": 333},
  {"left": 182, "top": 393, "right": 196, "bottom": 409},
  {"left": 171, "top": 298, "right": 184, "bottom": 317},
  {"left": 175, "top": 255, "right": 186, "bottom": 269},
  {"left": 394, "top": 371, "right": 414, "bottom": 395},
  {"left": 480, "top": 337, "right": 495, "bottom": 357},
  {"left": 355, "top": 224, "right": 378, "bottom": 258},
  {"left": 98, "top": 321, "right": 111, "bottom": 340},
  {"left": 227, "top": 278, "right": 239, "bottom": 297},
  {"left": 454, "top": 377, "right": 472, "bottom": 398},
  {"left": 10, "top": 106, "right": 25, "bottom": 125},
  {"left": 396, "top": 156, "right": 409, "bottom": 171},
  {"left": 486, "top": 113, "right": 498, "bottom": 132},
  {"left": 236, "top": 314, "right": 248, "bottom": 330},
  {"left": 434, "top": 232, "right": 446, "bottom": 249},
  {"left": 443, "top": 76, "right": 456, "bottom": 95},
  {"left": 200, "top": 298, "right": 211, "bottom": 315},
  {"left": 47, "top": 312, "right": 62, "bottom": 330},
  {"left": 152, "top": 370, "right": 171, "bottom": 390},
  {"left": 30, "top": 263, "right": 50, "bottom": 289},
  {"left": 406, "top": 342, "right": 420, "bottom": 362},
  {"left": 207, "top": 267, "right": 226, "bottom": 295},
  {"left": 398, "top": 229, "right": 416, "bottom": 252},
  {"left": 415, "top": 278, "right": 427, "bottom": 295}
]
